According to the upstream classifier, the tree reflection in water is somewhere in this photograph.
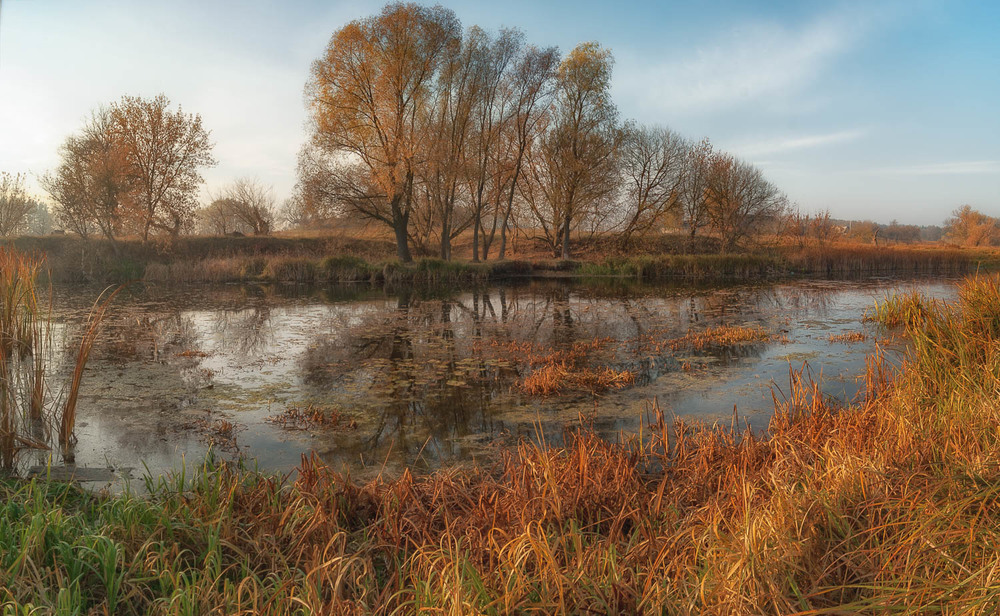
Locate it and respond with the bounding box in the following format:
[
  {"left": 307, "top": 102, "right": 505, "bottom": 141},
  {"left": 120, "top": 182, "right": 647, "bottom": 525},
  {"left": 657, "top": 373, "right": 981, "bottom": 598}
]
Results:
[{"left": 51, "top": 277, "right": 937, "bottom": 476}]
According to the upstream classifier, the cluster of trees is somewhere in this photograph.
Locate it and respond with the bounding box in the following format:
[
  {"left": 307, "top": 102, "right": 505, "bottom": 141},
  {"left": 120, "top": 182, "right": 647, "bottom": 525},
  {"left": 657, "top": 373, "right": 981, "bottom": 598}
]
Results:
[
  {"left": 40, "top": 95, "right": 216, "bottom": 246},
  {"left": 781, "top": 211, "right": 955, "bottom": 247},
  {"left": 781, "top": 209, "right": 839, "bottom": 247},
  {"left": 945, "top": 205, "right": 999, "bottom": 247},
  {"left": 293, "top": 3, "right": 788, "bottom": 261},
  {"left": 0, "top": 173, "right": 52, "bottom": 237},
  {"left": 196, "top": 178, "right": 276, "bottom": 236}
]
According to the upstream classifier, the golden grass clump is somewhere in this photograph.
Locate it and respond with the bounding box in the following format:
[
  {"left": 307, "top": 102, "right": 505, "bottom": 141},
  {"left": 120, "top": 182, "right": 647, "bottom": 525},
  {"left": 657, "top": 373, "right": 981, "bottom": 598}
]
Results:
[
  {"left": 828, "top": 331, "right": 867, "bottom": 343},
  {"left": 519, "top": 362, "right": 636, "bottom": 396},
  {"left": 865, "top": 289, "right": 933, "bottom": 328},
  {"left": 265, "top": 403, "right": 357, "bottom": 431},
  {"left": 668, "top": 324, "right": 776, "bottom": 350},
  {"left": 487, "top": 338, "right": 638, "bottom": 396}
]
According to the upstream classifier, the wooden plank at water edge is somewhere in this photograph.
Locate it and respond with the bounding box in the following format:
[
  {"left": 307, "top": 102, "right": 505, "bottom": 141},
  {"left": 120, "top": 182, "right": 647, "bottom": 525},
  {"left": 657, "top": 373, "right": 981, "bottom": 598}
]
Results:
[{"left": 25, "top": 466, "right": 123, "bottom": 483}]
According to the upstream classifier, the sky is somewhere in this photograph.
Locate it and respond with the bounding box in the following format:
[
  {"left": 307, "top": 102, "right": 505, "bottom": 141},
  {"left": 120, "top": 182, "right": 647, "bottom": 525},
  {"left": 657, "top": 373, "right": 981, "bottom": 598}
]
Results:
[{"left": 0, "top": 0, "right": 997, "bottom": 226}]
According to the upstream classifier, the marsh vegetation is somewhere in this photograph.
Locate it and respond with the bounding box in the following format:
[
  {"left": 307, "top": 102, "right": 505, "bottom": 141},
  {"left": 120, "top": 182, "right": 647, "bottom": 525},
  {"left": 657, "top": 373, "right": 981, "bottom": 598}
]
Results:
[{"left": 1, "top": 273, "right": 999, "bottom": 613}]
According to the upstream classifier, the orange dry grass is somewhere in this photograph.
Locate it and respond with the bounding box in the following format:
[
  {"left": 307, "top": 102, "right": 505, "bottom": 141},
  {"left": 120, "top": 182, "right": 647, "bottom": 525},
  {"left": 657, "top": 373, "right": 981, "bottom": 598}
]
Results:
[
  {"left": 519, "top": 362, "right": 636, "bottom": 396},
  {"left": 829, "top": 331, "right": 867, "bottom": 343},
  {"left": 490, "top": 327, "right": 782, "bottom": 397},
  {"left": 265, "top": 404, "right": 356, "bottom": 431},
  {"left": 9, "top": 276, "right": 1000, "bottom": 614},
  {"left": 668, "top": 324, "right": 776, "bottom": 350},
  {"left": 164, "top": 354, "right": 893, "bottom": 614},
  {"left": 486, "top": 338, "right": 637, "bottom": 396},
  {"left": 489, "top": 337, "right": 614, "bottom": 368}
]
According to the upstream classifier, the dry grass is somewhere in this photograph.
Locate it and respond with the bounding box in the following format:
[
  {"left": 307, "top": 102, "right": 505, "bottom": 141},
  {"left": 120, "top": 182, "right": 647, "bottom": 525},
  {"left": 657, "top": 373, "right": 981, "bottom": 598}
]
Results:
[
  {"left": 485, "top": 338, "right": 638, "bottom": 397},
  {"left": 828, "top": 331, "right": 867, "bottom": 343},
  {"left": 491, "top": 327, "right": 780, "bottom": 397},
  {"left": 265, "top": 404, "right": 357, "bottom": 431},
  {"left": 0, "top": 248, "right": 115, "bottom": 470},
  {"left": 519, "top": 362, "right": 636, "bottom": 396},
  {"left": 667, "top": 324, "right": 777, "bottom": 350},
  {"left": 12, "top": 232, "right": 992, "bottom": 284},
  {"left": 183, "top": 418, "right": 243, "bottom": 453},
  {"left": 3, "top": 274, "right": 1000, "bottom": 613}
]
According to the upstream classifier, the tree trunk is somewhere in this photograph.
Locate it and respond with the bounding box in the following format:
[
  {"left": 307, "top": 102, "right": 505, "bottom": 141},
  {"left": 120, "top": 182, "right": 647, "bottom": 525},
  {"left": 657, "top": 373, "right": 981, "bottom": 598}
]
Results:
[
  {"left": 392, "top": 198, "right": 413, "bottom": 263},
  {"left": 561, "top": 217, "right": 571, "bottom": 260},
  {"left": 472, "top": 216, "right": 481, "bottom": 263},
  {"left": 440, "top": 225, "right": 451, "bottom": 260},
  {"left": 440, "top": 207, "right": 451, "bottom": 260},
  {"left": 394, "top": 221, "right": 413, "bottom": 262}
]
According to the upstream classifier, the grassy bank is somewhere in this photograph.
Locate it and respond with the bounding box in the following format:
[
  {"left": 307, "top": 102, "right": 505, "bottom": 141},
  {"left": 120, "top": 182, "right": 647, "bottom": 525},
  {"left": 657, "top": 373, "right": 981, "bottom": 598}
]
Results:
[
  {"left": 4, "top": 274, "right": 1000, "bottom": 613},
  {"left": 584, "top": 244, "right": 983, "bottom": 280},
  {"left": 8, "top": 234, "right": 993, "bottom": 284}
]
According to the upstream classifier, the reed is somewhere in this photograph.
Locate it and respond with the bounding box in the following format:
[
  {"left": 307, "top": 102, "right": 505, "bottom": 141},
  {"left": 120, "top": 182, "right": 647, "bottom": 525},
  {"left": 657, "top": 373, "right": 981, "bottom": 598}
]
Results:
[
  {"left": 3, "top": 274, "right": 1000, "bottom": 613},
  {"left": 0, "top": 247, "right": 117, "bottom": 472},
  {"left": 865, "top": 289, "right": 932, "bottom": 328},
  {"left": 58, "top": 286, "right": 122, "bottom": 462}
]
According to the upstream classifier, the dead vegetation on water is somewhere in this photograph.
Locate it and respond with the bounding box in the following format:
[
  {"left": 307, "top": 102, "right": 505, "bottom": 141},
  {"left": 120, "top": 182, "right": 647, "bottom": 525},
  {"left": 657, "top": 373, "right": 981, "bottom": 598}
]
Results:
[
  {"left": 666, "top": 324, "right": 778, "bottom": 350},
  {"left": 488, "top": 325, "right": 781, "bottom": 397},
  {"left": 183, "top": 418, "right": 243, "bottom": 453},
  {"left": 828, "top": 331, "right": 868, "bottom": 343},
  {"left": 265, "top": 404, "right": 357, "bottom": 431}
]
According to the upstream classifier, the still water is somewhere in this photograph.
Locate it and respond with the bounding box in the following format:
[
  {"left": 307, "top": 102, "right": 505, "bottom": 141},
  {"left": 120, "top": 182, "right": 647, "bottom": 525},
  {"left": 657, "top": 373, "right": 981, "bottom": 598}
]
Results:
[{"left": 39, "top": 277, "right": 956, "bottom": 483}]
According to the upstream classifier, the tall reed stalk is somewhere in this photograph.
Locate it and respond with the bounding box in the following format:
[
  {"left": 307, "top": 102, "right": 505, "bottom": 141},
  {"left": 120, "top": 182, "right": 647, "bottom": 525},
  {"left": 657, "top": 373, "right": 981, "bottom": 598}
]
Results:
[{"left": 59, "top": 285, "right": 122, "bottom": 462}]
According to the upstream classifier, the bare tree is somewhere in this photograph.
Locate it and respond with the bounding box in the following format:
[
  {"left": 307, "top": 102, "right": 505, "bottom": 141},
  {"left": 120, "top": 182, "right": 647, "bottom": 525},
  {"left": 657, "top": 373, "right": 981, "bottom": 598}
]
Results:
[
  {"left": 618, "top": 123, "right": 687, "bottom": 245},
  {"left": 705, "top": 153, "right": 788, "bottom": 253},
  {"left": 810, "top": 209, "right": 838, "bottom": 245},
  {"left": 462, "top": 27, "right": 522, "bottom": 262},
  {"left": 678, "top": 138, "right": 713, "bottom": 246},
  {"left": 24, "top": 200, "right": 54, "bottom": 235},
  {"left": 494, "top": 45, "right": 559, "bottom": 259},
  {"left": 306, "top": 3, "right": 460, "bottom": 262},
  {"left": 196, "top": 199, "right": 239, "bottom": 235},
  {"left": 0, "top": 173, "right": 34, "bottom": 237},
  {"left": 291, "top": 144, "right": 355, "bottom": 228},
  {"left": 420, "top": 25, "right": 485, "bottom": 260},
  {"left": 211, "top": 177, "right": 276, "bottom": 236},
  {"left": 846, "top": 220, "right": 882, "bottom": 245},
  {"left": 781, "top": 208, "right": 810, "bottom": 249},
  {"left": 524, "top": 42, "right": 620, "bottom": 259}
]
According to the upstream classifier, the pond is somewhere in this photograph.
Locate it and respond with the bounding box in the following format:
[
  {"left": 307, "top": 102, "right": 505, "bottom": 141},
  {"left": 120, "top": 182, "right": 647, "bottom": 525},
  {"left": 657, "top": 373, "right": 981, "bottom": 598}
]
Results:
[{"left": 34, "top": 277, "right": 957, "bottom": 485}]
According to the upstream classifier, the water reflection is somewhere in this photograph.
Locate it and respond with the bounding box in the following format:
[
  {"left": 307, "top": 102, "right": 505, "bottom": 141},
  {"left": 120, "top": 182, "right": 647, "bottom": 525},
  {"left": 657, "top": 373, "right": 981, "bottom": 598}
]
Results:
[{"left": 48, "top": 277, "right": 957, "bottom": 481}]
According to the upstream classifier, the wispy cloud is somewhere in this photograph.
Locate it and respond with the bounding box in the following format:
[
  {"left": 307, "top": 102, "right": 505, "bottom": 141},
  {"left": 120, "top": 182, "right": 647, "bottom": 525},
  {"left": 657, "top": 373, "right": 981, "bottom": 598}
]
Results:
[
  {"left": 615, "top": 7, "right": 881, "bottom": 115},
  {"left": 869, "top": 161, "right": 1000, "bottom": 175},
  {"left": 729, "top": 129, "right": 867, "bottom": 157}
]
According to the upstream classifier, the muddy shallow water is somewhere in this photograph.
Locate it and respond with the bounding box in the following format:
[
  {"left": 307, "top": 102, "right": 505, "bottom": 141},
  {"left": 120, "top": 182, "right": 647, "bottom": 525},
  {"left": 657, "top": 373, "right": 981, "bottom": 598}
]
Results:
[{"left": 32, "top": 277, "right": 957, "bottom": 485}]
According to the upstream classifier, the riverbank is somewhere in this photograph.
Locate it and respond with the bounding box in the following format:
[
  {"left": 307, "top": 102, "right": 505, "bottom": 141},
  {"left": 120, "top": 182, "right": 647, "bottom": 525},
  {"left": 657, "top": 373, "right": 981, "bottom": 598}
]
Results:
[
  {"left": 3, "top": 274, "right": 1000, "bottom": 613},
  {"left": 10, "top": 234, "right": 995, "bottom": 284}
]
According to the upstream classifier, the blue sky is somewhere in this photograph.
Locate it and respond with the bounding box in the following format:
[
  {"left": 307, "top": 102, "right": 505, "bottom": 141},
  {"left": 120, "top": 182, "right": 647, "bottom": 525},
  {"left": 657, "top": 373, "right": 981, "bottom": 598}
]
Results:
[{"left": 0, "top": 0, "right": 996, "bottom": 225}]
